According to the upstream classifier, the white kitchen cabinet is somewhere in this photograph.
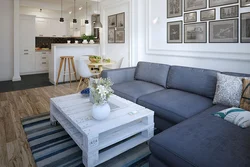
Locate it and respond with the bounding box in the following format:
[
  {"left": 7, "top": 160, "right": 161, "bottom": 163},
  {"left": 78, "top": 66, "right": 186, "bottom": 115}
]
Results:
[
  {"left": 35, "top": 52, "right": 50, "bottom": 72},
  {"left": 36, "top": 18, "right": 68, "bottom": 37},
  {"left": 20, "top": 15, "right": 36, "bottom": 74}
]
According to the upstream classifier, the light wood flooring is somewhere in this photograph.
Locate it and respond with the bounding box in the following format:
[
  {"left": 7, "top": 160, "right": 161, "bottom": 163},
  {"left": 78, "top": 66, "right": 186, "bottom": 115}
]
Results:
[{"left": 0, "top": 82, "right": 81, "bottom": 167}]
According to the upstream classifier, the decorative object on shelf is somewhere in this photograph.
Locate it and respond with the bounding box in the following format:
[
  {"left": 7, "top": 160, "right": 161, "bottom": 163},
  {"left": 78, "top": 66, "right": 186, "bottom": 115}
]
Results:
[
  {"left": 88, "top": 35, "right": 95, "bottom": 43},
  {"left": 85, "top": 2, "right": 89, "bottom": 24},
  {"left": 89, "top": 55, "right": 101, "bottom": 63},
  {"left": 240, "top": 12, "right": 250, "bottom": 43},
  {"left": 209, "top": 0, "right": 238, "bottom": 7},
  {"left": 200, "top": 9, "right": 216, "bottom": 21},
  {"left": 209, "top": 19, "right": 238, "bottom": 43},
  {"left": 184, "top": 12, "right": 197, "bottom": 23},
  {"left": 167, "top": 0, "right": 182, "bottom": 18},
  {"left": 67, "top": 40, "right": 71, "bottom": 44},
  {"left": 75, "top": 40, "right": 78, "bottom": 44},
  {"left": 80, "top": 88, "right": 90, "bottom": 97},
  {"left": 90, "top": 78, "right": 114, "bottom": 120},
  {"left": 184, "top": 0, "right": 207, "bottom": 12},
  {"left": 115, "top": 30, "right": 125, "bottom": 43},
  {"left": 59, "top": 0, "right": 64, "bottom": 23},
  {"left": 73, "top": 0, "right": 77, "bottom": 23},
  {"left": 167, "top": 21, "right": 182, "bottom": 43},
  {"left": 89, "top": 40, "right": 95, "bottom": 44},
  {"left": 241, "top": 0, "right": 250, "bottom": 7},
  {"left": 108, "top": 15, "right": 117, "bottom": 28},
  {"left": 108, "top": 28, "right": 115, "bottom": 43},
  {"left": 184, "top": 22, "right": 207, "bottom": 43},
  {"left": 81, "top": 34, "right": 89, "bottom": 43},
  {"left": 220, "top": 5, "right": 239, "bottom": 19},
  {"left": 117, "top": 12, "right": 125, "bottom": 28}
]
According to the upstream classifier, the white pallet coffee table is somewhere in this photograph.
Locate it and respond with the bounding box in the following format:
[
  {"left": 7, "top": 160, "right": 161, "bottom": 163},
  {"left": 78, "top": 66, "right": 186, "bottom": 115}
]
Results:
[{"left": 50, "top": 93, "right": 154, "bottom": 167}]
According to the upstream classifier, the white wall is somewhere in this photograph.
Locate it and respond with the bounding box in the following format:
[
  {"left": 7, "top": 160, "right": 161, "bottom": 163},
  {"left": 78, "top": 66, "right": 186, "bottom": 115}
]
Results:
[
  {"left": 100, "top": 0, "right": 131, "bottom": 68},
  {"left": 0, "top": 0, "right": 14, "bottom": 81},
  {"left": 135, "top": 0, "right": 250, "bottom": 73}
]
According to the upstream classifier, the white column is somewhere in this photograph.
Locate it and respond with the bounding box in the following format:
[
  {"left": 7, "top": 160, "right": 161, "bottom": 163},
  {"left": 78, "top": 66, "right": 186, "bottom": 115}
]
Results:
[{"left": 12, "top": 0, "right": 21, "bottom": 82}]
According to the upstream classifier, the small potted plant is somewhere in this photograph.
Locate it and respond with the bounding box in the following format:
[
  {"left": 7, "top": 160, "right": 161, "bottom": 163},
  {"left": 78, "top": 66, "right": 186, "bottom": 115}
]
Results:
[
  {"left": 81, "top": 34, "right": 88, "bottom": 44},
  {"left": 90, "top": 78, "right": 114, "bottom": 120},
  {"left": 88, "top": 35, "right": 96, "bottom": 44}
]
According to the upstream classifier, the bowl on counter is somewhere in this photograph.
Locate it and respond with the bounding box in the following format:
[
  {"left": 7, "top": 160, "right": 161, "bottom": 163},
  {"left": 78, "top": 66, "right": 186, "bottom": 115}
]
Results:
[{"left": 89, "top": 56, "right": 101, "bottom": 63}]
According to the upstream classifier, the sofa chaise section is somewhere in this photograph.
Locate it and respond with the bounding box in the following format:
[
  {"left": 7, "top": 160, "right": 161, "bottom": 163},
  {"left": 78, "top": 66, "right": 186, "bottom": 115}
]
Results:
[{"left": 149, "top": 104, "right": 250, "bottom": 167}]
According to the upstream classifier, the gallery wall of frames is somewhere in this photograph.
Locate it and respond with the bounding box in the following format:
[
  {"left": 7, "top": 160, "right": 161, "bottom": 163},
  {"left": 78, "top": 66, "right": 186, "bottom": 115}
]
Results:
[{"left": 167, "top": 0, "right": 250, "bottom": 43}]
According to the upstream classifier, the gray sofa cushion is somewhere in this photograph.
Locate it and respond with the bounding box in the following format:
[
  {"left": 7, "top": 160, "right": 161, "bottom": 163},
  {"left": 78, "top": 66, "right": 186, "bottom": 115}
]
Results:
[
  {"left": 135, "top": 62, "right": 170, "bottom": 88},
  {"left": 137, "top": 89, "right": 213, "bottom": 124},
  {"left": 112, "top": 81, "right": 164, "bottom": 103},
  {"left": 167, "top": 66, "right": 218, "bottom": 99},
  {"left": 150, "top": 104, "right": 250, "bottom": 167}
]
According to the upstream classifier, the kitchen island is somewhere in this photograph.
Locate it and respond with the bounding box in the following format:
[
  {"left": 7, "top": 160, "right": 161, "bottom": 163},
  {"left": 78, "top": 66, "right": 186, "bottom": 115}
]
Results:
[{"left": 49, "top": 44, "right": 100, "bottom": 85}]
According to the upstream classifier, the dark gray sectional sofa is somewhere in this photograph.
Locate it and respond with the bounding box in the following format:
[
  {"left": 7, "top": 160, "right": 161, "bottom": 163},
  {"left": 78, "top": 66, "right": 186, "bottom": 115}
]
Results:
[{"left": 101, "top": 62, "right": 250, "bottom": 167}]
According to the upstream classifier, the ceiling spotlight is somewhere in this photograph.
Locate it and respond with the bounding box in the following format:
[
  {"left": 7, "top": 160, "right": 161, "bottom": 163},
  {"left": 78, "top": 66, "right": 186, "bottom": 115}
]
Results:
[
  {"left": 69, "top": 11, "right": 72, "bottom": 14},
  {"left": 79, "top": 7, "right": 82, "bottom": 10}
]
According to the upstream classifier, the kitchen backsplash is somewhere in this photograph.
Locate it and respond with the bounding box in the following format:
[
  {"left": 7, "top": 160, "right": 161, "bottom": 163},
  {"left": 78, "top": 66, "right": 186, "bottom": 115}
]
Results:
[{"left": 36, "top": 37, "right": 82, "bottom": 49}]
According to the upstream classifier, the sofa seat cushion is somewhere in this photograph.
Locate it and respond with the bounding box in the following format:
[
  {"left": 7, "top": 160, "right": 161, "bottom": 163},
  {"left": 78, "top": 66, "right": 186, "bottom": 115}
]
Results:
[
  {"left": 112, "top": 81, "right": 164, "bottom": 103},
  {"left": 137, "top": 89, "right": 213, "bottom": 124},
  {"left": 149, "top": 105, "right": 250, "bottom": 167}
]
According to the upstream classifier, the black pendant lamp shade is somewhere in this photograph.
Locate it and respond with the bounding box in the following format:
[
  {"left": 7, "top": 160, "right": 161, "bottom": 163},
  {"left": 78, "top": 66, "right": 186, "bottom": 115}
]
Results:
[
  {"left": 85, "top": 1, "right": 89, "bottom": 24},
  {"left": 73, "top": 0, "right": 77, "bottom": 24},
  {"left": 59, "top": 0, "right": 64, "bottom": 23}
]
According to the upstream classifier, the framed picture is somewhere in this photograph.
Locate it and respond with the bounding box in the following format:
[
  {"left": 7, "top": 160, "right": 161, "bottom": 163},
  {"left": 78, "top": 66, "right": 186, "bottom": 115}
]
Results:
[
  {"left": 108, "top": 15, "right": 117, "bottom": 28},
  {"left": 117, "top": 12, "right": 125, "bottom": 28},
  {"left": 167, "top": 0, "right": 182, "bottom": 18},
  {"left": 184, "top": 22, "right": 207, "bottom": 43},
  {"left": 241, "top": 12, "right": 250, "bottom": 43},
  {"left": 115, "top": 30, "right": 125, "bottom": 43},
  {"left": 209, "top": 19, "right": 238, "bottom": 43},
  {"left": 200, "top": 9, "right": 216, "bottom": 21},
  {"left": 184, "top": 12, "right": 197, "bottom": 23},
  {"left": 184, "top": 0, "right": 207, "bottom": 12},
  {"left": 209, "top": 0, "right": 238, "bottom": 7},
  {"left": 220, "top": 5, "right": 239, "bottom": 19},
  {"left": 167, "top": 21, "right": 182, "bottom": 43},
  {"left": 108, "top": 28, "right": 115, "bottom": 43},
  {"left": 241, "top": 0, "right": 250, "bottom": 7}
]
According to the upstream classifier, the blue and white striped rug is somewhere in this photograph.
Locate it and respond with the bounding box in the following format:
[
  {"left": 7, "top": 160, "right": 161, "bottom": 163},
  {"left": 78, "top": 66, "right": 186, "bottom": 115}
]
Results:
[{"left": 21, "top": 113, "right": 150, "bottom": 167}]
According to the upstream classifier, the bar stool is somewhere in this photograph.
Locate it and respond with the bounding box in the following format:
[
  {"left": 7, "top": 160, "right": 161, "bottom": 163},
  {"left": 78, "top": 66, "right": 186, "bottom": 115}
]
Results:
[{"left": 56, "top": 56, "right": 77, "bottom": 85}]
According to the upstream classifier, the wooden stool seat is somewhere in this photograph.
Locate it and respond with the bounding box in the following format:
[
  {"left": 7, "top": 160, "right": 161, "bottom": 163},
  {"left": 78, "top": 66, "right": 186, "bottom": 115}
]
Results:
[{"left": 56, "top": 56, "right": 77, "bottom": 86}]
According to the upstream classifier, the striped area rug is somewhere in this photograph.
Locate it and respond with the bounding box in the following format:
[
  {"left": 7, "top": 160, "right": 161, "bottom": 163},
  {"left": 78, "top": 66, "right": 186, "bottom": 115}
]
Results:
[{"left": 21, "top": 113, "right": 150, "bottom": 167}]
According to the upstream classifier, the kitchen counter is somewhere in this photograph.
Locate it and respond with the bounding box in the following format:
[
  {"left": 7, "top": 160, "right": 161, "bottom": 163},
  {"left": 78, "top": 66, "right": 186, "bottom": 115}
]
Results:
[
  {"left": 35, "top": 50, "right": 51, "bottom": 52},
  {"left": 49, "top": 43, "right": 100, "bottom": 85}
]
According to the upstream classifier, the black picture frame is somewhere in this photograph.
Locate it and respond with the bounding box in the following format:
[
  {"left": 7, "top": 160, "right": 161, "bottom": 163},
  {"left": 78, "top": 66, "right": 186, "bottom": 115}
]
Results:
[
  {"left": 200, "top": 9, "right": 216, "bottom": 21},
  {"left": 108, "top": 28, "right": 115, "bottom": 43},
  {"left": 209, "top": 0, "right": 239, "bottom": 8},
  {"left": 240, "top": 0, "right": 250, "bottom": 8},
  {"left": 220, "top": 5, "right": 239, "bottom": 19},
  {"left": 115, "top": 29, "right": 125, "bottom": 43},
  {"left": 108, "top": 14, "right": 117, "bottom": 28},
  {"left": 209, "top": 19, "right": 239, "bottom": 43},
  {"left": 240, "top": 12, "right": 250, "bottom": 43},
  {"left": 167, "top": 21, "right": 183, "bottom": 43},
  {"left": 184, "top": 22, "right": 207, "bottom": 43},
  {"left": 184, "top": 12, "right": 197, "bottom": 23},
  {"left": 184, "top": 0, "right": 207, "bottom": 12},
  {"left": 167, "top": 0, "right": 183, "bottom": 18},
  {"left": 116, "top": 12, "right": 125, "bottom": 28}
]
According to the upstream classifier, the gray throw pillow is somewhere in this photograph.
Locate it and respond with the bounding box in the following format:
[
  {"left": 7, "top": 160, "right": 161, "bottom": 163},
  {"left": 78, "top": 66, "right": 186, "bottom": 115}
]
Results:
[{"left": 213, "top": 73, "right": 243, "bottom": 107}]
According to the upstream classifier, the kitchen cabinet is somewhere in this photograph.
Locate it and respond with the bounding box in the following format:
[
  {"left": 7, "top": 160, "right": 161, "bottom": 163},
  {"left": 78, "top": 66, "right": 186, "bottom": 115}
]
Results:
[
  {"left": 35, "top": 52, "right": 50, "bottom": 72},
  {"left": 36, "top": 18, "right": 68, "bottom": 37},
  {"left": 20, "top": 15, "right": 36, "bottom": 74}
]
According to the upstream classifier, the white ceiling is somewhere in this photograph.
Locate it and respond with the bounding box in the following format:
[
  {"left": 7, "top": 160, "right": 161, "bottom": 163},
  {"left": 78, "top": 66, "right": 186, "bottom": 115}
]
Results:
[{"left": 20, "top": 0, "right": 101, "bottom": 11}]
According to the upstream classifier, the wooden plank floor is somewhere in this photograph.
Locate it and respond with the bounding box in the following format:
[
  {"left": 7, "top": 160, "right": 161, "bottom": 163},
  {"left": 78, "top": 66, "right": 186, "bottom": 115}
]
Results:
[{"left": 0, "top": 82, "right": 81, "bottom": 167}]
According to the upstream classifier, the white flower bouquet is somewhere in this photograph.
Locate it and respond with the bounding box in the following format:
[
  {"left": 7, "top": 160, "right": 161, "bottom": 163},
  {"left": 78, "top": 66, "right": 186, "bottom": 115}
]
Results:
[{"left": 90, "top": 78, "right": 114, "bottom": 105}]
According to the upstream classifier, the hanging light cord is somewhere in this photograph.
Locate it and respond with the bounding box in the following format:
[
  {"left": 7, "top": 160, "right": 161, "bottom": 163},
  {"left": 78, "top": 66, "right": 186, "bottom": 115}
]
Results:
[
  {"left": 86, "top": 1, "right": 88, "bottom": 18},
  {"left": 61, "top": 0, "right": 63, "bottom": 17},
  {"left": 74, "top": 0, "right": 76, "bottom": 19}
]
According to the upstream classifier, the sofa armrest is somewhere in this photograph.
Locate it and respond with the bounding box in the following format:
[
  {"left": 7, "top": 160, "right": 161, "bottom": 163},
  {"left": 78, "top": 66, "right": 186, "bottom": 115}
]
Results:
[{"left": 101, "top": 67, "right": 136, "bottom": 84}]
